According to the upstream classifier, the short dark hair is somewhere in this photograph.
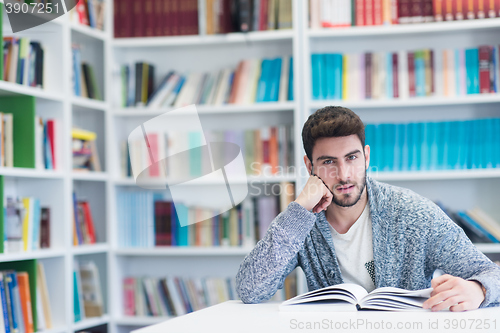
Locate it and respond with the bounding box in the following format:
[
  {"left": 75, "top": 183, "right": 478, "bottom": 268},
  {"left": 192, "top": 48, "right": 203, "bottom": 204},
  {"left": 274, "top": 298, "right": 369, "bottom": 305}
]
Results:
[{"left": 302, "top": 106, "right": 365, "bottom": 162}]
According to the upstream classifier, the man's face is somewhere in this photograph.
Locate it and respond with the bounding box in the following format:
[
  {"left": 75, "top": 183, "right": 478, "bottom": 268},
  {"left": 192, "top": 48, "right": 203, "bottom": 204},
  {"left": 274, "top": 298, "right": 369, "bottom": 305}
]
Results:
[{"left": 307, "top": 135, "right": 370, "bottom": 208}]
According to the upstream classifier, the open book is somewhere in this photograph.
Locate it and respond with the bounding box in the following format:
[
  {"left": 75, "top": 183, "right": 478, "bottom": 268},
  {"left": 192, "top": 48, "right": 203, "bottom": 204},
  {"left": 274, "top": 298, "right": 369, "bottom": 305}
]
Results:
[{"left": 279, "top": 283, "right": 433, "bottom": 312}]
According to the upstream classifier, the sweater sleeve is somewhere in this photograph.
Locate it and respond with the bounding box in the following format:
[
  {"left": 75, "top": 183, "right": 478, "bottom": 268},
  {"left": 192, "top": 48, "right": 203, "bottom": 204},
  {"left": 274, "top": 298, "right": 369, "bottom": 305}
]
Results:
[
  {"left": 428, "top": 206, "right": 500, "bottom": 308},
  {"left": 235, "top": 201, "right": 316, "bottom": 304}
]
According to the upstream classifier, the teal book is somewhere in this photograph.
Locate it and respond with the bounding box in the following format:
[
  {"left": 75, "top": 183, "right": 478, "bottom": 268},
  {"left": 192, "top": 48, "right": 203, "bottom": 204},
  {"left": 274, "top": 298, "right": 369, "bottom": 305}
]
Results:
[
  {"left": 494, "top": 119, "right": 500, "bottom": 168},
  {"left": 175, "top": 203, "right": 189, "bottom": 246},
  {"left": 428, "top": 122, "right": 438, "bottom": 170},
  {"left": 465, "top": 48, "right": 480, "bottom": 94},
  {"left": 333, "top": 54, "right": 343, "bottom": 100},
  {"left": 386, "top": 124, "right": 396, "bottom": 172},
  {"left": 288, "top": 57, "right": 293, "bottom": 101},
  {"left": 256, "top": 59, "right": 270, "bottom": 102},
  {"left": 364, "top": 124, "right": 375, "bottom": 171},
  {"left": 393, "top": 124, "right": 404, "bottom": 171},
  {"left": 420, "top": 122, "right": 429, "bottom": 171},
  {"left": 269, "top": 58, "right": 282, "bottom": 102},
  {"left": 481, "top": 118, "right": 492, "bottom": 168},
  {"left": 311, "top": 54, "right": 322, "bottom": 100},
  {"left": 188, "top": 132, "right": 202, "bottom": 177},
  {"left": 321, "top": 54, "right": 329, "bottom": 100},
  {"left": 436, "top": 122, "right": 449, "bottom": 170},
  {"left": 400, "top": 123, "right": 409, "bottom": 172},
  {"left": 325, "top": 54, "right": 335, "bottom": 100},
  {"left": 73, "top": 270, "right": 81, "bottom": 322}
]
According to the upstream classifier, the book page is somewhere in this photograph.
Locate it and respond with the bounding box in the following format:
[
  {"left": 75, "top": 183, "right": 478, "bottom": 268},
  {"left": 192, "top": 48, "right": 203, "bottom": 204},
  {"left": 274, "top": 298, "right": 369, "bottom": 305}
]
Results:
[
  {"left": 281, "top": 283, "right": 368, "bottom": 306},
  {"left": 359, "top": 287, "right": 432, "bottom": 311}
]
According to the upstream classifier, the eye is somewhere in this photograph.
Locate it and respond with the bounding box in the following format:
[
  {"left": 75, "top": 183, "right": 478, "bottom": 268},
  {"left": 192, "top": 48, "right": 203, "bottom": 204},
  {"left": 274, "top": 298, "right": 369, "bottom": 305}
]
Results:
[
  {"left": 323, "top": 159, "right": 333, "bottom": 165},
  {"left": 347, "top": 155, "right": 357, "bottom": 161}
]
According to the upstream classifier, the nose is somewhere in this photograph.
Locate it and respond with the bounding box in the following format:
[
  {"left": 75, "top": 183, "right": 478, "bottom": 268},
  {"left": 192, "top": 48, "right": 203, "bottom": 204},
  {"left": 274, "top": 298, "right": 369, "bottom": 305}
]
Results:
[{"left": 337, "top": 161, "right": 350, "bottom": 182}]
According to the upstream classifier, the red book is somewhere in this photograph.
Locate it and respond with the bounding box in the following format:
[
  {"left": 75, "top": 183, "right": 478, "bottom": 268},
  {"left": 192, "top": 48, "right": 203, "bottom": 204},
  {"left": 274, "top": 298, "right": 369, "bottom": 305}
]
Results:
[
  {"left": 81, "top": 201, "right": 97, "bottom": 244},
  {"left": 133, "top": 0, "right": 145, "bottom": 37},
  {"left": 260, "top": 0, "right": 269, "bottom": 30},
  {"left": 123, "top": 277, "right": 136, "bottom": 316},
  {"left": 123, "top": 0, "right": 134, "bottom": 37},
  {"left": 171, "top": 0, "right": 180, "bottom": 35},
  {"left": 365, "top": 53, "right": 372, "bottom": 99},
  {"left": 479, "top": 45, "right": 491, "bottom": 94},
  {"left": 408, "top": 51, "right": 416, "bottom": 97},
  {"left": 424, "top": 0, "right": 434, "bottom": 21},
  {"left": 356, "top": 0, "right": 365, "bottom": 25},
  {"left": 433, "top": 0, "right": 444, "bottom": 20},
  {"left": 154, "top": 0, "right": 163, "bottom": 36},
  {"left": 374, "top": 0, "right": 383, "bottom": 24},
  {"left": 398, "top": 0, "right": 412, "bottom": 23},
  {"left": 410, "top": 0, "right": 424, "bottom": 22},
  {"left": 393, "top": 53, "right": 399, "bottom": 98},
  {"left": 113, "top": 0, "right": 122, "bottom": 37},
  {"left": 269, "top": 127, "right": 279, "bottom": 174},
  {"left": 190, "top": 0, "right": 200, "bottom": 35},
  {"left": 476, "top": 0, "right": 486, "bottom": 18},
  {"left": 46, "top": 119, "right": 56, "bottom": 170},
  {"left": 155, "top": 201, "right": 172, "bottom": 246},
  {"left": 163, "top": 0, "right": 172, "bottom": 36},
  {"left": 229, "top": 62, "right": 244, "bottom": 103},
  {"left": 444, "top": 0, "right": 454, "bottom": 20},
  {"left": 365, "top": 0, "right": 374, "bottom": 25},
  {"left": 76, "top": 0, "right": 89, "bottom": 25},
  {"left": 221, "top": 0, "right": 234, "bottom": 33},
  {"left": 145, "top": 0, "right": 154, "bottom": 37}
]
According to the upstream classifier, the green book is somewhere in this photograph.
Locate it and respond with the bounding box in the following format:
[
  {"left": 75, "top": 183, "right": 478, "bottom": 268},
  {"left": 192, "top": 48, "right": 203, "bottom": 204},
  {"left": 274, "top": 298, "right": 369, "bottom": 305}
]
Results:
[
  {"left": 0, "top": 96, "right": 36, "bottom": 168},
  {"left": 87, "top": 65, "right": 102, "bottom": 101},
  {"left": 0, "top": 3, "right": 3, "bottom": 80},
  {"left": 0, "top": 259, "right": 38, "bottom": 330}
]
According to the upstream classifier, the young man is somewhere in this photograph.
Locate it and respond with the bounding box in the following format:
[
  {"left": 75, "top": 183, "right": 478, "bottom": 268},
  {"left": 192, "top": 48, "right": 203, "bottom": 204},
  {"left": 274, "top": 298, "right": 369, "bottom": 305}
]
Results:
[{"left": 236, "top": 106, "right": 500, "bottom": 311}]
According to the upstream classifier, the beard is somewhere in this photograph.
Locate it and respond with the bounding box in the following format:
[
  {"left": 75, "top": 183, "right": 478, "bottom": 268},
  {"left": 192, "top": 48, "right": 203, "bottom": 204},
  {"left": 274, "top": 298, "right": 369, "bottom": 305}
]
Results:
[{"left": 331, "top": 170, "right": 367, "bottom": 208}]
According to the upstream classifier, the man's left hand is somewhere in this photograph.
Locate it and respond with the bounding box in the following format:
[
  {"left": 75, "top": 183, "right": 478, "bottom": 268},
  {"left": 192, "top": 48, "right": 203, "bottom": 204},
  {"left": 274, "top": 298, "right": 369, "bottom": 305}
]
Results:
[{"left": 422, "top": 274, "right": 485, "bottom": 312}]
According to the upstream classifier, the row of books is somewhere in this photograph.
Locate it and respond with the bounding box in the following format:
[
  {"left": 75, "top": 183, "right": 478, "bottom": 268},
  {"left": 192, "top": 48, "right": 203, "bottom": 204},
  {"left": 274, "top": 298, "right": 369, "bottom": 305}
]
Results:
[
  {"left": 72, "top": 192, "right": 98, "bottom": 246},
  {"left": 72, "top": 128, "right": 101, "bottom": 172},
  {"left": 0, "top": 113, "right": 13, "bottom": 168},
  {"left": 0, "top": 263, "right": 52, "bottom": 333},
  {"left": 35, "top": 117, "right": 57, "bottom": 171},
  {"left": 366, "top": 118, "right": 500, "bottom": 172},
  {"left": 309, "top": 0, "right": 500, "bottom": 28},
  {"left": 123, "top": 125, "right": 295, "bottom": 180},
  {"left": 438, "top": 203, "right": 500, "bottom": 243},
  {"left": 204, "top": 0, "right": 293, "bottom": 34},
  {"left": 74, "top": 260, "right": 104, "bottom": 321},
  {"left": 124, "top": 272, "right": 296, "bottom": 317},
  {"left": 113, "top": 0, "right": 199, "bottom": 38},
  {"left": 311, "top": 46, "right": 498, "bottom": 101},
  {"left": 70, "top": 0, "right": 106, "bottom": 30},
  {"left": 4, "top": 197, "right": 50, "bottom": 254},
  {"left": 72, "top": 45, "right": 102, "bottom": 100},
  {"left": 118, "top": 56, "right": 294, "bottom": 108},
  {"left": 2, "top": 38, "right": 44, "bottom": 88},
  {"left": 116, "top": 184, "right": 294, "bottom": 248}
]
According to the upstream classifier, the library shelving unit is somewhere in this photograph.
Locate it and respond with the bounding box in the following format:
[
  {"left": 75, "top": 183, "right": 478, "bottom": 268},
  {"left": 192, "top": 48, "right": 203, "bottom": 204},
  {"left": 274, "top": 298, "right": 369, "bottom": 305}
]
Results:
[{"left": 1, "top": 2, "right": 112, "bottom": 333}]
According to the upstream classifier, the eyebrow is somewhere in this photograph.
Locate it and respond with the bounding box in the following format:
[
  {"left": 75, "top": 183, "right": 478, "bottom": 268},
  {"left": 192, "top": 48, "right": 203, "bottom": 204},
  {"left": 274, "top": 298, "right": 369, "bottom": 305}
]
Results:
[{"left": 316, "top": 150, "right": 361, "bottom": 161}]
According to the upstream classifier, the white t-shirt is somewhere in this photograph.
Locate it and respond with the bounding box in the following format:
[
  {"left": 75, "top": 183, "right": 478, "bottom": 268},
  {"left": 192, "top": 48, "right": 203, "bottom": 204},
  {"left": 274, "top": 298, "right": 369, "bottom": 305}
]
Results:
[{"left": 328, "top": 203, "right": 376, "bottom": 292}]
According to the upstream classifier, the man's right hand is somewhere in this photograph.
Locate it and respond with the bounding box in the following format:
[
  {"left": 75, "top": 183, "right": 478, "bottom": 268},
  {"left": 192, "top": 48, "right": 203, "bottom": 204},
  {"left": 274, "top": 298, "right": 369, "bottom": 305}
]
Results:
[{"left": 294, "top": 175, "right": 333, "bottom": 213}]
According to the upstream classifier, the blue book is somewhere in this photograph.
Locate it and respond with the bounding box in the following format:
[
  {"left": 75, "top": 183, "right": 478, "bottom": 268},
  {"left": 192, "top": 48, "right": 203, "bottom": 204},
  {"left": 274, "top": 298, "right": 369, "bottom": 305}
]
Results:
[
  {"left": 415, "top": 51, "right": 426, "bottom": 97},
  {"left": 325, "top": 54, "right": 335, "bottom": 100},
  {"left": 31, "top": 198, "right": 41, "bottom": 250},
  {"left": 5, "top": 272, "right": 18, "bottom": 332},
  {"left": 213, "top": 212, "right": 219, "bottom": 246},
  {"left": 482, "top": 118, "right": 492, "bottom": 168},
  {"left": 437, "top": 122, "right": 449, "bottom": 170},
  {"left": 0, "top": 273, "right": 11, "bottom": 333},
  {"left": 176, "top": 203, "right": 189, "bottom": 246},
  {"left": 288, "top": 57, "right": 293, "bottom": 100},
  {"left": 364, "top": 124, "right": 375, "bottom": 172},
  {"left": 72, "top": 48, "right": 81, "bottom": 96},
  {"left": 171, "top": 204, "right": 178, "bottom": 246},
  {"left": 428, "top": 122, "right": 438, "bottom": 170},
  {"left": 457, "top": 211, "right": 500, "bottom": 243},
  {"left": 491, "top": 47, "right": 498, "bottom": 93},
  {"left": 400, "top": 123, "right": 409, "bottom": 172},
  {"left": 494, "top": 119, "right": 500, "bottom": 168},
  {"left": 465, "top": 48, "right": 480, "bottom": 94},
  {"left": 269, "top": 58, "right": 282, "bottom": 102},
  {"left": 333, "top": 54, "right": 343, "bottom": 100},
  {"left": 386, "top": 53, "right": 393, "bottom": 99},
  {"left": 380, "top": 124, "right": 394, "bottom": 172},
  {"left": 175, "top": 278, "right": 193, "bottom": 313},
  {"left": 420, "top": 122, "right": 429, "bottom": 171},
  {"left": 9, "top": 273, "right": 24, "bottom": 333},
  {"left": 256, "top": 59, "right": 270, "bottom": 102},
  {"left": 311, "top": 54, "right": 322, "bottom": 100},
  {"left": 393, "top": 123, "right": 404, "bottom": 172}
]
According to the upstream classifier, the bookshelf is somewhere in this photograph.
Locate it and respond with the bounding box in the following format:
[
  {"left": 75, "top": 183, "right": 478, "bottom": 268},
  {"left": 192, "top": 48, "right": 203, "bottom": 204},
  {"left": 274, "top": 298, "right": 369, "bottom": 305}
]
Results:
[{"left": 1, "top": 1, "right": 500, "bottom": 333}]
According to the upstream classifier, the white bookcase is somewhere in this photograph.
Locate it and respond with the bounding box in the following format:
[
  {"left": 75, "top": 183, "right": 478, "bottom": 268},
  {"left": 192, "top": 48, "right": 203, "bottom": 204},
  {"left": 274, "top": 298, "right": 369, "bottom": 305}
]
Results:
[{"left": 1, "top": 1, "right": 500, "bottom": 333}]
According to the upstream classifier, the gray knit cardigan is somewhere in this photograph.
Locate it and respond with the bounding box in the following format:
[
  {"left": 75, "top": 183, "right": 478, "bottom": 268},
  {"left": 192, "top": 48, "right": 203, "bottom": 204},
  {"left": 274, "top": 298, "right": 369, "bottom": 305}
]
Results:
[{"left": 236, "top": 177, "right": 500, "bottom": 307}]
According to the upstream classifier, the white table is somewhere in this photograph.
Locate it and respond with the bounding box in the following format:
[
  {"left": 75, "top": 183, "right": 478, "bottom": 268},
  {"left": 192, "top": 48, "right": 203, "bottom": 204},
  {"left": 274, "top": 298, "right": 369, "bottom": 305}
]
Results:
[{"left": 132, "top": 300, "right": 500, "bottom": 333}]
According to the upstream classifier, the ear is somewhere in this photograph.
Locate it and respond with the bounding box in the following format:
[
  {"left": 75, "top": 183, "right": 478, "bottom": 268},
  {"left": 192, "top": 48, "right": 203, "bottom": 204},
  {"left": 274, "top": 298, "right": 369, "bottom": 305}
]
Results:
[
  {"left": 304, "top": 155, "right": 313, "bottom": 175},
  {"left": 364, "top": 145, "right": 371, "bottom": 171}
]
